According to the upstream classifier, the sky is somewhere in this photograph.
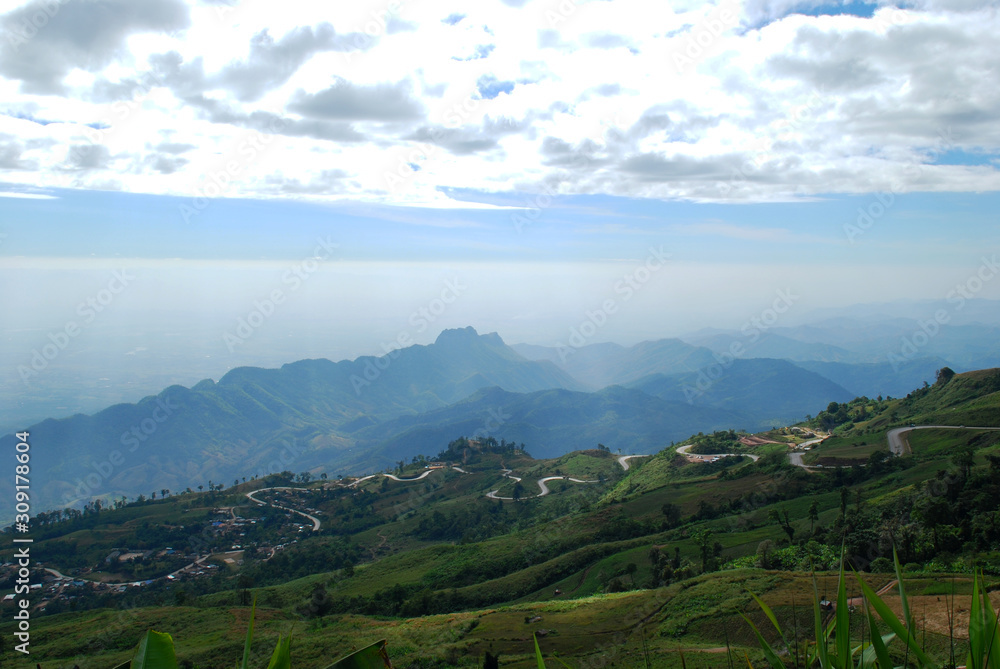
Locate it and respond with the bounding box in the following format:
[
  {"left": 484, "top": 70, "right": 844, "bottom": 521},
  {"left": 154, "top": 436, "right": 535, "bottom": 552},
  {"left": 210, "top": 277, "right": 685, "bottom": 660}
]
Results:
[{"left": 1, "top": 0, "right": 999, "bottom": 418}]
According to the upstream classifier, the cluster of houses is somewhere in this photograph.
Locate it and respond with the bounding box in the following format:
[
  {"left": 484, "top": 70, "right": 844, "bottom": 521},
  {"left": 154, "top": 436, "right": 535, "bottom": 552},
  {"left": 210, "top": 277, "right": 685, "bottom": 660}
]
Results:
[{"left": 2, "top": 488, "right": 323, "bottom": 613}]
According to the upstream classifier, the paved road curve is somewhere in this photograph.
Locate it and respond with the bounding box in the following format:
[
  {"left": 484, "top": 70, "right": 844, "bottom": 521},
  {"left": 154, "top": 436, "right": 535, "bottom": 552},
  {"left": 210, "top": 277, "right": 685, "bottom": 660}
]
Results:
[
  {"left": 887, "top": 425, "right": 1000, "bottom": 455},
  {"left": 676, "top": 443, "right": 761, "bottom": 462},
  {"left": 246, "top": 487, "right": 321, "bottom": 531},
  {"left": 618, "top": 454, "right": 650, "bottom": 471},
  {"left": 486, "top": 473, "right": 599, "bottom": 500}
]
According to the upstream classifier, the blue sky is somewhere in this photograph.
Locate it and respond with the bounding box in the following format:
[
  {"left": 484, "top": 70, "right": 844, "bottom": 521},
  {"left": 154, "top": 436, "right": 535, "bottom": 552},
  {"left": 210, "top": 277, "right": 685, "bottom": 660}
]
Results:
[
  {"left": 0, "top": 0, "right": 998, "bottom": 380},
  {"left": 1, "top": 185, "right": 997, "bottom": 267}
]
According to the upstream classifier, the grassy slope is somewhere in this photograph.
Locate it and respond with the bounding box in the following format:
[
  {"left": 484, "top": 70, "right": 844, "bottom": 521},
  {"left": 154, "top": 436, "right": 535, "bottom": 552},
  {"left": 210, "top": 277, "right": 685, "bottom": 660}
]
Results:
[{"left": 5, "top": 369, "right": 1000, "bottom": 667}]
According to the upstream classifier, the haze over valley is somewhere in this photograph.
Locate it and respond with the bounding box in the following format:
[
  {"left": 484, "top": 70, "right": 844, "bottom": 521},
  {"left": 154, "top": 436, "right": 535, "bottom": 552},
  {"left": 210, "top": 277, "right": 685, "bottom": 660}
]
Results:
[{"left": 2, "top": 0, "right": 1000, "bottom": 666}]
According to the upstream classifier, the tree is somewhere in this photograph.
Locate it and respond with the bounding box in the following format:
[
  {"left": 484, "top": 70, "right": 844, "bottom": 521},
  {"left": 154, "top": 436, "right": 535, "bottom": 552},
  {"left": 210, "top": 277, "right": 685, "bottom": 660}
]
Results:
[
  {"left": 692, "top": 528, "right": 719, "bottom": 572},
  {"left": 952, "top": 445, "right": 975, "bottom": 480},
  {"left": 808, "top": 501, "right": 819, "bottom": 534},
  {"left": 624, "top": 562, "right": 637, "bottom": 587},
  {"left": 935, "top": 367, "right": 956, "bottom": 386},
  {"left": 661, "top": 502, "right": 682, "bottom": 528},
  {"left": 237, "top": 572, "right": 254, "bottom": 606},
  {"left": 755, "top": 540, "right": 775, "bottom": 569},
  {"left": 769, "top": 508, "right": 795, "bottom": 543}
]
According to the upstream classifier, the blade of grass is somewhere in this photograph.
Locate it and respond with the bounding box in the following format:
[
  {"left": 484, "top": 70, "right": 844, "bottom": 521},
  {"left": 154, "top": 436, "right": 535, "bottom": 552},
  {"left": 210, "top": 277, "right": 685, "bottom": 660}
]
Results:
[
  {"left": 748, "top": 590, "right": 791, "bottom": 651},
  {"left": 981, "top": 574, "right": 1000, "bottom": 669},
  {"left": 811, "top": 574, "right": 830, "bottom": 669},
  {"left": 835, "top": 559, "right": 850, "bottom": 669},
  {"left": 549, "top": 656, "right": 575, "bottom": 669},
  {"left": 970, "top": 570, "right": 984, "bottom": 669},
  {"left": 856, "top": 575, "right": 933, "bottom": 668},
  {"left": 534, "top": 632, "right": 547, "bottom": 669},
  {"left": 266, "top": 634, "right": 291, "bottom": 669},
  {"left": 240, "top": 595, "right": 257, "bottom": 669},
  {"left": 739, "top": 612, "right": 788, "bottom": 669},
  {"left": 892, "top": 548, "right": 913, "bottom": 634},
  {"left": 864, "top": 604, "right": 893, "bottom": 669}
]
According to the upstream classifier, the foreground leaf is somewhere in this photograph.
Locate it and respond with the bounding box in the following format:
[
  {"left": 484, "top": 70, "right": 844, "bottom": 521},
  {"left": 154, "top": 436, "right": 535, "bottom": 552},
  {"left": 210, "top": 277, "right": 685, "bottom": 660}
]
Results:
[
  {"left": 266, "top": 634, "right": 292, "bottom": 669},
  {"left": 534, "top": 632, "right": 547, "bottom": 669},
  {"left": 324, "top": 639, "right": 393, "bottom": 669},
  {"left": 857, "top": 576, "right": 934, "bottom": 668},
  {"left": 863, "top": 603, "right": 894, "bottom": 669},
  {"left": 240, "top": 595, "right": 257, "bottom": 669},
  {"left": 739, "top": 612, "right": 787, "bottom": 669},
  {"left": 130, "top": 630, "right": 178, "bottom": 669},
  {"left": 835, "top": 559, "right": 850, "bottom": 669}
]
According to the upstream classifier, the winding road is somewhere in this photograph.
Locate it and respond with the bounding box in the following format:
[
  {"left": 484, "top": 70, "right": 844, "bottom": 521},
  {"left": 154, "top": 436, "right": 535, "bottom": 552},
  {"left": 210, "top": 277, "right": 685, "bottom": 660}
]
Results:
[
  {"left": 618, "top": 454, "right": 651, "bottom": 470},
  {"left": 486, "top": 473, "right": 600, "bottom": 500},
  {"left": 485, "top": 453, "right": 648, "bottom": 500},
  {"left": 337, "top": 457, "right": 650, "bottom": 501},
  {"left": 676, "top": 435, "right": 837, "bottom": 469},
  {"left": 676, "top": 443, "right": 761, "bottom": 462},
  {"left": 886, "top": 425, "right": 1000, "bottom": 455},
  {"left": 673, "top": 425, "right": 1000, "bottom": 471},
  {"left": 384, "top": 469, "right": 437, "bottom": 482},
  {"left": 246, "top": 487, "right": 321, "bottom": 531}
]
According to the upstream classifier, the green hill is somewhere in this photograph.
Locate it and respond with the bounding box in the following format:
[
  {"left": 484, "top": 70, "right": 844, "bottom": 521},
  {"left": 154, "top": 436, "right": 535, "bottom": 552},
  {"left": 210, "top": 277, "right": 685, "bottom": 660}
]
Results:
[{"left": 4, "top": 369, "right": 1000, "bottom": 668}]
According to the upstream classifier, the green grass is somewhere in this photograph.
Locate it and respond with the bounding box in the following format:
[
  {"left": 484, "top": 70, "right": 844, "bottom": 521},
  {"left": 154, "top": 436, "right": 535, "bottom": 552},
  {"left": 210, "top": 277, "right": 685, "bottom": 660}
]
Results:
[{"left": 802, "top": 435, "right": 886, "bottom": 464}]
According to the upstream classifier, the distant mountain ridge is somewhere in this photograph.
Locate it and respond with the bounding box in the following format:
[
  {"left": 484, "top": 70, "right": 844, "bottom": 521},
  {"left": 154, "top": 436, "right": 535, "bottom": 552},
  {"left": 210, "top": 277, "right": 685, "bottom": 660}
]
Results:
[
  {"left": 1, "top": 327, "right": 580, "bottom": 520},
  {"left": 3, "top": 324, "right": 957, "bottom": 521},
  {"left": 511, "top": 338, "right": 719, "bottom": 388}
]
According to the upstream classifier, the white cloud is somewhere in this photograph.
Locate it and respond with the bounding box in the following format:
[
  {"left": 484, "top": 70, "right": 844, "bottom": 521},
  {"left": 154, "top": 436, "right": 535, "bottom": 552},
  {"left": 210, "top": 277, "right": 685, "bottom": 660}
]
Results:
[
  {"left": 0, "top": 0, "right": 996, "bottom": 204},
  {"left": 0, "top": 191, "right": 56, "bottom": 199}
]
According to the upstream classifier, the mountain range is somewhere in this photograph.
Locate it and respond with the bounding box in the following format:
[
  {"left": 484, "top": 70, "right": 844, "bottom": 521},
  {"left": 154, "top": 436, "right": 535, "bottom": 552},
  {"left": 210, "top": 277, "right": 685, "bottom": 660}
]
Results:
[{"left": 2, "top": 320, "right": 988, "bottom": 521}]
